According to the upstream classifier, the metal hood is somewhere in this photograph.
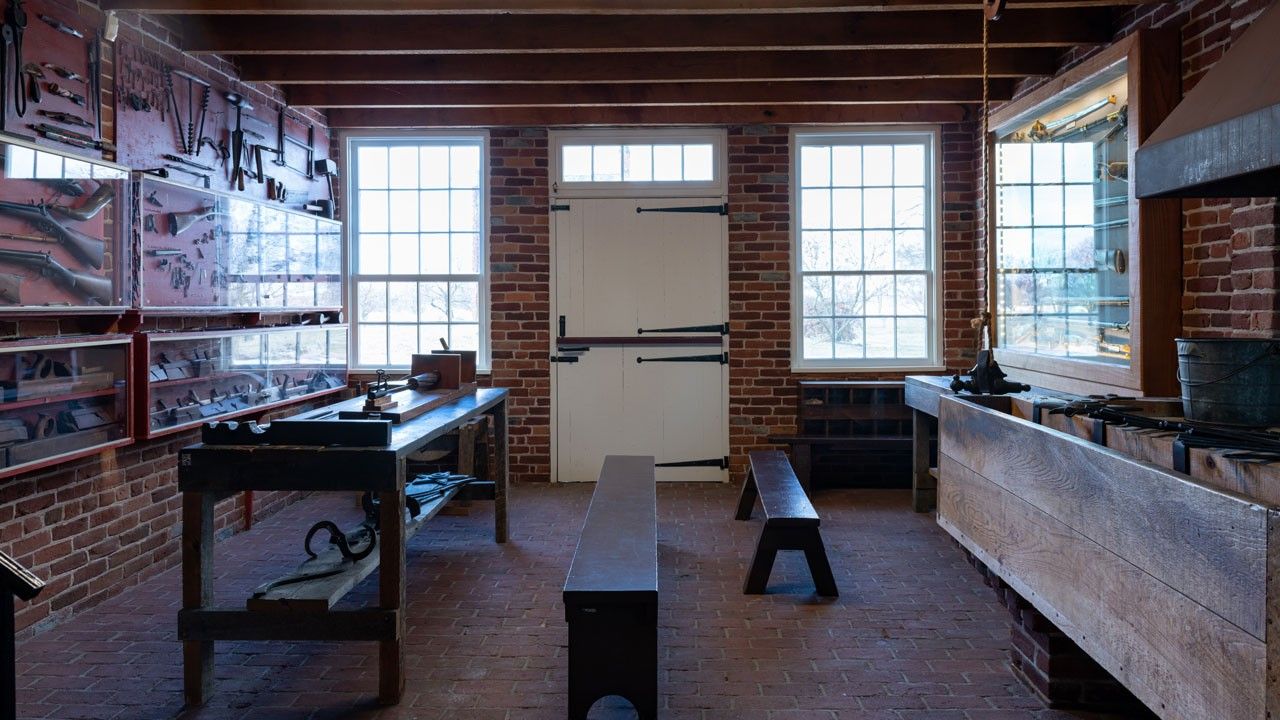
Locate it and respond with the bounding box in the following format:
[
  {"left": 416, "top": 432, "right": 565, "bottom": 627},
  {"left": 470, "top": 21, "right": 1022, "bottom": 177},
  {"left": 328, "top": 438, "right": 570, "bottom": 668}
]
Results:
[{"left": 1135, "top": 0, "right": 1280, "bottom": 198}]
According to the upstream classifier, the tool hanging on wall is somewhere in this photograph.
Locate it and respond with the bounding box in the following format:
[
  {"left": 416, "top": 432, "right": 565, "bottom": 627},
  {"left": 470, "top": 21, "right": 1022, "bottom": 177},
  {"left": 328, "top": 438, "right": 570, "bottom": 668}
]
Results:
[
  {"left": 36, "top": 109, "right": 91, "bottom": 128},
  {"left": 36, "top": 14, "right": 81, "bottom": 38},
  {"left": 18, "top": 62, "right": 37, "bottom": 102},
  {"left": 164, "top": 67, "right": 211, "bottom": 156},
  {"left": 276, "top": 105, "right": 315, "bottom": 179},
  {"left": 29, "top": 124, "right": 113, "bottom": 153},
  {"left": 40, "top": 63, "right": 83, "bottom": 82},
  {"left": 225, "top": 92, "right": 253, "bottom": 191},
  {"left": 3, "top": 0, "right": 28, "bottom": 125},
  {"left": 45, "top": 83, "right": 84, "bottom": 106},
  {"left": 88, "top": 32, "right": 101, "bottom": 140}
]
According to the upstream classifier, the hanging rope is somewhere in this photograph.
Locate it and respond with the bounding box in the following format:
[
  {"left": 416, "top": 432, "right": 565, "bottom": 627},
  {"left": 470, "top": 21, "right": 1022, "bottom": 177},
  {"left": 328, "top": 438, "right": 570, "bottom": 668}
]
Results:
[{"left": 977, "top": 1, "right": 995, "bottom": 353}]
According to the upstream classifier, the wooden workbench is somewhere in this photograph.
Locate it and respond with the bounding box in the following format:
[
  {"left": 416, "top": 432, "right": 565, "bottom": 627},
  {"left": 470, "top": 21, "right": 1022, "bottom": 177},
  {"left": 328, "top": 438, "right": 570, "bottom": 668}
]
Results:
[{"left": 176, "top": 387, "right": 510, "bottom": 706}]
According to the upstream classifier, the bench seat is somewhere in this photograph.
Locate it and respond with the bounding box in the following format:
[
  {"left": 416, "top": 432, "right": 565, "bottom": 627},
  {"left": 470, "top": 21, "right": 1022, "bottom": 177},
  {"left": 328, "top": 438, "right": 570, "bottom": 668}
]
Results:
[
  {"left": 735, "top": 450, "right": 838, "bottom": 597},
  {"left": 563, "top": 455, "right": 658, "bottom": 720}
]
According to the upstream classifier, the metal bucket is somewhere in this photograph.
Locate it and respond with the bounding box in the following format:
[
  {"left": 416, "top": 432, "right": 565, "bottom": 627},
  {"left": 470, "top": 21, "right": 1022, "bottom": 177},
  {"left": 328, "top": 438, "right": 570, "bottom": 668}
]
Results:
[{"left": 1176, "top": 338, "right": 1280, "bottom": 426}]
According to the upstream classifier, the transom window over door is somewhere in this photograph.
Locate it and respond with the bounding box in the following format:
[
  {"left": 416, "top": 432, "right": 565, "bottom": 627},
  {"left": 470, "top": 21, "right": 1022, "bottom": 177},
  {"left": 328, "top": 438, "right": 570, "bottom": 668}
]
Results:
[
  {"left": 348, "top": 135, "right": 487, "bottom": 369},
  {"left": 792, "top": 129, "right": 941, "bottom": 370}
]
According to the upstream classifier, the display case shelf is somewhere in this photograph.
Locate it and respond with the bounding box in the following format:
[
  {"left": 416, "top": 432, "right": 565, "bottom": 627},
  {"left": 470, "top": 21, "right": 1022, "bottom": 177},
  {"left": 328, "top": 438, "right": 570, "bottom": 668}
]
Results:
[
  {"left": 135, "top": 175, "right": 343, "bottom": 314},
  {"left": 0, "top": 136, "right": 131, "bottom": 313},
  {"left": 0, "top": 335, "right": 133, "bottom": 480},
  {"left": 134, "top": 324, "right": 349, "bottom": 439},
  {"left": 987, "top": 29, "right": 1182, "bottom": 397}
]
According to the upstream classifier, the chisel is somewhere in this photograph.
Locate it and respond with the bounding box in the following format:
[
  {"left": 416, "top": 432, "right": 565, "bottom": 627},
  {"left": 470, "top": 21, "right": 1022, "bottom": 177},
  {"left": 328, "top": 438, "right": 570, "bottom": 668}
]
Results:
[
  {"left": 36, "top": 110, "right": 92, "bottom": 128},
  {"left": 41, "top": 63, "right": 84, "bottom": 82},
  {"left": 37, "top": 14, "right": 83, "bottom": 38}
]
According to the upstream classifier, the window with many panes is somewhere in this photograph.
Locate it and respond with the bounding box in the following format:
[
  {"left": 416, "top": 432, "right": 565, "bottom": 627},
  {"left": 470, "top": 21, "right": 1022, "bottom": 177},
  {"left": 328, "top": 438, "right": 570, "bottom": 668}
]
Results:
[
  {"left": 792, "top": 130, "right": 939, "bottom": 369},
  {"left": 348, "top": 136, "right": 486, "bottom": 369}
]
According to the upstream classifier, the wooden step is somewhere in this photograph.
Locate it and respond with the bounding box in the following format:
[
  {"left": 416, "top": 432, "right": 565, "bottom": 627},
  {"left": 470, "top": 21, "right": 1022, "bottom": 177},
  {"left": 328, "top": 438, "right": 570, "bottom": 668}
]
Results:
[{"left": 246, "top": 487, "right": 459, "bottom": 613}]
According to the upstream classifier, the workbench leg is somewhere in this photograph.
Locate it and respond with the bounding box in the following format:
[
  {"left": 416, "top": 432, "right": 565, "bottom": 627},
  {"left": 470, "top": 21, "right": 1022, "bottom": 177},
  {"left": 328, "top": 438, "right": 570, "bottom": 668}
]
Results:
[
  {"left": 182, "top": 492, "right": 215, "bottom": 706},
  {"left": 912, "top": 410, "right": 937, "bottom": 513},
  {"left": 377, "top": 472, "right": 407, "bottom": 706},
  {"left": 492, "top": 400, "right": 509, "bottom": 543}
]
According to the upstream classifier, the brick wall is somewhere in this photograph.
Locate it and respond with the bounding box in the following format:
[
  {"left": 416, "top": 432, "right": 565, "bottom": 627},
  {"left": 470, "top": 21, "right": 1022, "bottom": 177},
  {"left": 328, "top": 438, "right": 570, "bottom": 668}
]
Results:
[
  {"left": 331, "top": 123, "right": 981, "bottom": 484},
  {"left": 1007, "top": 0, "right": 1279, "bottom": 338},
  {"left": 725, "top": 124, "right": 982, "bottom": 479},
  {"left": 485, "top": 130, "right": 552, "bottom": 484},
  {"left": 3, "top": 2, "right": 334, "bottom": 635}
]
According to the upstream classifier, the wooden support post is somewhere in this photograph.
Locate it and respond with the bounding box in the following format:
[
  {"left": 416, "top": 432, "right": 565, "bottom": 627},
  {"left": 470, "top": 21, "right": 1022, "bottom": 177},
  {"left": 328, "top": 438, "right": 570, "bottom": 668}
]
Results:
[
  {"left": 912, "top": 409, "right": 937, "bottom": 513},
  {"left": 182, "top": 492, "right": 215, "bottom": 705},
  {"left": 377, "top": 461, "right": 407, "bottom": 705},
  {"left": 492, "top": 399, "right": 509, "bottom": 543}
]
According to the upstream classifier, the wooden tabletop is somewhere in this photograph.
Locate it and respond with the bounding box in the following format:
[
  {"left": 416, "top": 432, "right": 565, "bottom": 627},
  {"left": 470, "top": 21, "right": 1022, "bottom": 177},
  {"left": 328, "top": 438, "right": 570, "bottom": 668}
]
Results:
[{"left": 178, "top": 387, "right": 508, "bottom": 493}]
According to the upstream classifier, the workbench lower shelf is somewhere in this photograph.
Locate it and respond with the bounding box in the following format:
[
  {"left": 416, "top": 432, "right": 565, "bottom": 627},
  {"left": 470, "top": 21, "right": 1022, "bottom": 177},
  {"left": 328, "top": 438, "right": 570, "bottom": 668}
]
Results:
[{"left": 246, "top": 488, "right": 458, "bottom": 613}]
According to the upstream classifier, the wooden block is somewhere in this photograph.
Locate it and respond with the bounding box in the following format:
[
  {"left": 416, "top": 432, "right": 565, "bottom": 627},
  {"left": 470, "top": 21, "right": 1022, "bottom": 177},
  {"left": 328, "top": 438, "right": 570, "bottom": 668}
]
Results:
[
  {"left": 412, "top": 353, "right": 461, "bottom": 389},
  {"left": 432, "top": 349, "right": 476, "bottom": 384}
]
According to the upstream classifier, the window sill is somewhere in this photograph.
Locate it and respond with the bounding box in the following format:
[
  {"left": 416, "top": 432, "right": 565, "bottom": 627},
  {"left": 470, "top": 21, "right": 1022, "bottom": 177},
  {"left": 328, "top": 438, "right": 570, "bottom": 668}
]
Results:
[{"left": 790, "top": 364, "right": 948, "bottom": 374}]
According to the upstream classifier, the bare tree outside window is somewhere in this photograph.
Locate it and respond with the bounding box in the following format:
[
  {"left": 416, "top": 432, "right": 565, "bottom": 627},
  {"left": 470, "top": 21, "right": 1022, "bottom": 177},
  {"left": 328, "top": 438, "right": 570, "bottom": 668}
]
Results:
[
  {"left": 793, "top": 132, "right": 937, "bottom": 368},
  {"left": 348, "top": 137, "right": 487, "bottom": 369}
]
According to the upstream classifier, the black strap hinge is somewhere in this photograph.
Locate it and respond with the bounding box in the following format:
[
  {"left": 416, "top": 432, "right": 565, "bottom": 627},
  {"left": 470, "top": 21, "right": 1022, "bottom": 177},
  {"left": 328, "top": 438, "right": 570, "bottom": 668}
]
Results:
[
  {"left": 636, "top": 352, "right": 727, "bottom": 365},
  {"left": 635, "top": 203, "right": 727, "bottom": 216},
  {"left": 551, "top": 203, "right": 570, "bottom": 212},
  {"left": 655, "top": 456, "right": 729, "bottom": 469},
  {"left": 637, "top": 322, "right": 728, "bottom": 336}
]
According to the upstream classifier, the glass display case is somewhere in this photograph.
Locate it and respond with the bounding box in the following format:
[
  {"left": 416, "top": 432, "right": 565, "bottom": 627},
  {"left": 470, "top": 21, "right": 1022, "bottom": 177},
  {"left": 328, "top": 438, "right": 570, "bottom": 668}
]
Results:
[
  {"left": 995, "top": 63, "right": 1130, "bottom": 364},
  {"left": 136, "top": 175, "right": 342, "bottom": 312},
  {"left": 0, "top": 335, "right": 132, "bottom": 479},
  {"left": 0, "top": 137, "right": 131, "bottom": 311},
  {"left": 135, "top": 324, "right": 348, "bottom": 438},
  {"left": 988, "top": 29, "right": 1181, "bottom": 396}
]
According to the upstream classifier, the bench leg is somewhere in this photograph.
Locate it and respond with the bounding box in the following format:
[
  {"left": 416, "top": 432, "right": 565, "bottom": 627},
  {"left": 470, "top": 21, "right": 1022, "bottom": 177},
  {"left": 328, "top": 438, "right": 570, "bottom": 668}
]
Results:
[
  {"left": 802, "top": 529, "right": 839, "bottom": 598},
  {"left": 734, "top": 469, "right": 759, "bottom": 521},
  {"left": 743, "top": 525, "right": 780, "bottom": 594},
  {"left": 567, "top": 603, "right": 657, "bottom": 720},
  {"left": 791, "top": 443, "right": 812, "bottom": 495},
  {"left": 745, "top": 525, "right": 839, "bottom": 597}
]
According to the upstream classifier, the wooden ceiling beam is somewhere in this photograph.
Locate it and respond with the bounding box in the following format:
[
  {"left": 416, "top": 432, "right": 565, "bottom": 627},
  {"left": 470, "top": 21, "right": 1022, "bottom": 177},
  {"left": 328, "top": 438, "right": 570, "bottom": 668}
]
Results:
[
  {"left": 287, "top": 79, "right": 1016, "bottom": 107},
  {"left": 99, "top": 0, "right": 1155, "bottom": 13},
  {"left": 237, "top": 48, "right": 1060, "bottom": 83},
  {"left": 324, "top": 104, "right": 974, "bottom": 127},
  {"left": 178, "top": 9, "right": 1113, "bottom": 54}
]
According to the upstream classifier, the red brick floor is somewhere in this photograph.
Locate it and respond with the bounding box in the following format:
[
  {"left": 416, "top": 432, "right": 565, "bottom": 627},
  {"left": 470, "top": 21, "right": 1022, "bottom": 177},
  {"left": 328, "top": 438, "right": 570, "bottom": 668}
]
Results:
[{"left": 17, "top": 483, "right": 1109, "bottom": 720}]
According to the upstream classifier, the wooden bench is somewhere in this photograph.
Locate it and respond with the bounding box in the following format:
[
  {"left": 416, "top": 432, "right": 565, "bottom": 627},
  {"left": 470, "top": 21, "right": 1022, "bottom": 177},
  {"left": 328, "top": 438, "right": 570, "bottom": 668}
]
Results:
[
  {"left": 563, "top": 455, "right": 658, "bottom": 720},
  {"left": 735, "top": 450, "right": 838, "bottom": 597}
]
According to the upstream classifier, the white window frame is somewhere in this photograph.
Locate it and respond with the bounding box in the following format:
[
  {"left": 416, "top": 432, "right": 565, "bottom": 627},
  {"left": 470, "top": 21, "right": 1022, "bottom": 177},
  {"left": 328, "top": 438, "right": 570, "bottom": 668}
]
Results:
[
  {"left": 344, "top": 131, "right": 491, "bottom": 372},
  {"left": 550, "top": 128, "right": 727, "bottom": 197},
  {"left": 790, "top": 126, "right": 945, "bottom": 372}
]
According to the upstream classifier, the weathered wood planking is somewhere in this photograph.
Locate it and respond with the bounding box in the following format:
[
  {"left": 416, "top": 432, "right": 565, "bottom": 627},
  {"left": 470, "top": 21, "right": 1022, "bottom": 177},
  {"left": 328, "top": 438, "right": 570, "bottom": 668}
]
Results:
[
  {"left": 1267, "top": 511, "right": 1280, "bottom": 718},
  {"left": 938, "top": 455, "right": 1266, "bottom": 720},
  {"left": 939, "top": 395, "right": 1268, "bottom": 639}
]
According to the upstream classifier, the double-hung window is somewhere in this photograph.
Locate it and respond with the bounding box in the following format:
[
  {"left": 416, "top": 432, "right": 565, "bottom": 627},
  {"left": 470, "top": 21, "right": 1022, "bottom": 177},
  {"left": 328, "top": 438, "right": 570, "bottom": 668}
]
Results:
[
  {"left": 792, "top": 129, "right": 941, "bottom": 369},
  {"left": 348, "top": 135, "right": 487, "bottom": 370}
]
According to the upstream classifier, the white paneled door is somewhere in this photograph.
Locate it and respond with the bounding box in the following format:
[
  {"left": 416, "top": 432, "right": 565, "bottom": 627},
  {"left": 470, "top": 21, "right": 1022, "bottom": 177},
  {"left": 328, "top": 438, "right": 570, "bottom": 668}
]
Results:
[{"left": 552, "top": 197, "right": 728, "bottom": 482}]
